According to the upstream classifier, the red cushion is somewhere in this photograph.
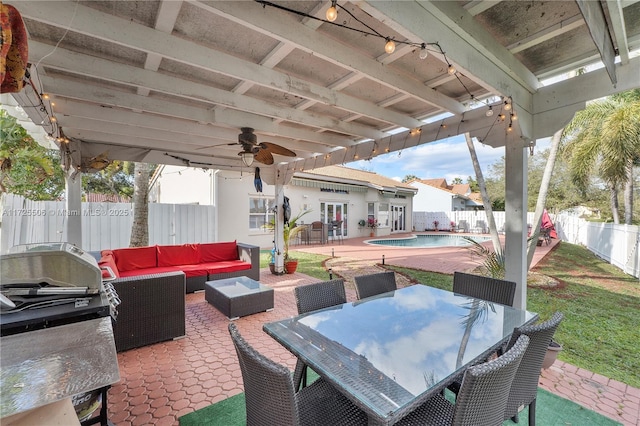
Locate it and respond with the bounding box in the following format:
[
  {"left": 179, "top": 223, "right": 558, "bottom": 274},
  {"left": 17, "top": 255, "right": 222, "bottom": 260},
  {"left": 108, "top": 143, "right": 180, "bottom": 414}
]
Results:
[
  {"left": 118, "top": 266, "right": 182, "bottom": 278},
  {"left": 199, "top": 241, "right": 238, "bottom": 263},
  {"left": 113, "top": 246, "right": 157, "bottom": 272},
  {"left": 202, "top": 260, "right": 251, "bottom": 275},
  {"left": 177, "top": 264, "right": 210, "bottom": 278},
  {"left": 157, "top": 244, "right": 200, "bottom": 267},
  {"left": 98, "top": 253, "right": 120, "bottom": 279}
]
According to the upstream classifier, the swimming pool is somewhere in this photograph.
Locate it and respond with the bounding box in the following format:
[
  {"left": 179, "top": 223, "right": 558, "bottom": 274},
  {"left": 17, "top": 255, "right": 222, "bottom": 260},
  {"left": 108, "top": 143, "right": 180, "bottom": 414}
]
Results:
[{"left": 367, "top": 234, "right": 489, "bottom": 248}]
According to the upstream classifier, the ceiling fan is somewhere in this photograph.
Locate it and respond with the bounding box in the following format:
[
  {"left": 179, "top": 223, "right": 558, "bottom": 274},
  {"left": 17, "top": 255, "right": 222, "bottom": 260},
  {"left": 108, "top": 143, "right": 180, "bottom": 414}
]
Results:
[{"left": 222, "top": 128, "right": 297, "bottom": 166}]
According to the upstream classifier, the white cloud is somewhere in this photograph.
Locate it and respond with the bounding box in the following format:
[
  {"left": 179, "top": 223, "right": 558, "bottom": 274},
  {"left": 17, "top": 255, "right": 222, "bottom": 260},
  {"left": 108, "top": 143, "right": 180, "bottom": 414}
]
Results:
[{"left": 359, "top": 136, "right": 505, "bottom": 181}]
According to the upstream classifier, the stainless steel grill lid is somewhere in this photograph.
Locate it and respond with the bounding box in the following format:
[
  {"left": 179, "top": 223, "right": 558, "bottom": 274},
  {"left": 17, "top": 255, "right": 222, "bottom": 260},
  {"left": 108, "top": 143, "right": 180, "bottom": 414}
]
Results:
[{"left": 1, "top": 243, "right": 102, "bottom": 293}]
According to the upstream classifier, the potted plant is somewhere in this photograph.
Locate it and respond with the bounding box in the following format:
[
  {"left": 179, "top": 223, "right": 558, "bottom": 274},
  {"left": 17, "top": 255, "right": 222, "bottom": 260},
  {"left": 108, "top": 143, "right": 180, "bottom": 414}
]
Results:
[
  {"left": 433, "top": 220, "right": 440, "bottom": 231},
  {"left": 542, "top": 339, "right": 563, "bottom": 369},
  {"left": 265, "top": 209, "right": 311, "bottom": 274},
  {"left": 367, "top": 218, "right": 379, "bottom": 237}
]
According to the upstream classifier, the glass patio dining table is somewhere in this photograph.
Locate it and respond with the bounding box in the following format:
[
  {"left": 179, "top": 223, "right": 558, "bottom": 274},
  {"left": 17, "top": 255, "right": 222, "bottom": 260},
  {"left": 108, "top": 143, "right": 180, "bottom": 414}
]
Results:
[{"left": 263, "top": 284, "right": 538, "bottom": 426}]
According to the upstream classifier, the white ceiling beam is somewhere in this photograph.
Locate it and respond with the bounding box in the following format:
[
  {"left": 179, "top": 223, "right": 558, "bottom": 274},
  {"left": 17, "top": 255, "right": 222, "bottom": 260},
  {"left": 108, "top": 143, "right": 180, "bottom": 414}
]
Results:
[
  {"left": 606, "top": 0, "right": 630, "bottom": 64},
  {"left": 360, "top": 1, "right": 535, "bottom": 115},
  {"left": 41, "top": 76, "right": 353, "bottom": 150},
  {"left": 506, "top": 14, "right": 584, "bottom": 54},
  {"left": 193, "top": 1, "right": 465, "bottom": 115},
  {"left": 534, "top": 55, "right": 640, "bottom": 115},
  {"left": 576, "top": 0, "right": 618, "bottom": 84},
  {"left": 18, "top": 2, "right": 420, "bottom": 133},
  {"left": 29, "top": 42, "right": 388, "bottom": 141},
  {"left": 414, "top": 1, "right": 540, "bottom": 92},
  {"left": 138, "top": 0, "right": 182, "bottom": 96},
  {"left": 463, "top": 1, "right": 503, "bottom": 16}
]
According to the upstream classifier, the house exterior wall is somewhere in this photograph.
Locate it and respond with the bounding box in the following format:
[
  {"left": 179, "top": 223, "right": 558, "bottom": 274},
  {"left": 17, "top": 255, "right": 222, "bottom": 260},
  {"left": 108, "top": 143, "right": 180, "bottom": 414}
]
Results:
[
  {"left": 151, "top": 166, "right": 414, "bottom": 248},
  {"left": 410, "top": 182, "right": 454, "bottom": 211},
  {"left": 149, "top": 166, "right": 216, "bottom": 206}
]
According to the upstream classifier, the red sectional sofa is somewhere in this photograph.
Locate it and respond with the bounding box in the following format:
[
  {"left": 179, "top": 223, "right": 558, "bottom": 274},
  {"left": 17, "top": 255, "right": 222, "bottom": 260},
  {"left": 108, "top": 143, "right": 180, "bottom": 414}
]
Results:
[
  {"left": 97, "top": 241, "right": 259, "bottom": 352},
  {"left": 99, "top": 241, "right": 260, "bottom": 293}
]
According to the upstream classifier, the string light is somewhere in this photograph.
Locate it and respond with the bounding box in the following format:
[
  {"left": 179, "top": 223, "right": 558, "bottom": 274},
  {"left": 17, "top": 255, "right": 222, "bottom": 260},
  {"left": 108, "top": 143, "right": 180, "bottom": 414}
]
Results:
[
  {"left": 419, "top": 43, "right": 429, "bottom": 60},
  {"left": 326, "top": 0, "right": 337, "bottom": 22},
  {"left": 255, "top": 1, "right": 456, "bottom": 76},
  {"left": 485, "top": 106, "right": 494, "bottom": 117},
  {"left": 384, "top": 38, "right": 396, "bottom": 54}
]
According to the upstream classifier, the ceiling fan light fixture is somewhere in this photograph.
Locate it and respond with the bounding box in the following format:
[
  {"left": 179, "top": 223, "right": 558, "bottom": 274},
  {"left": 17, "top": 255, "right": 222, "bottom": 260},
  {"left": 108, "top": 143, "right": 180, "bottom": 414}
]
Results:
[{"left": 240, "top": 151, "right": 254, "bottom": 167}]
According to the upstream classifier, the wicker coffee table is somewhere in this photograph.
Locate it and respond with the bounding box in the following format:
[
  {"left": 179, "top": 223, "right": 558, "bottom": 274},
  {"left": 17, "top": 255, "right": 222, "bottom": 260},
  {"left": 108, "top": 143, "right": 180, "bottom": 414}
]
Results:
[{"left": 205, "top": 276, "right": 274, "bottom": 320}]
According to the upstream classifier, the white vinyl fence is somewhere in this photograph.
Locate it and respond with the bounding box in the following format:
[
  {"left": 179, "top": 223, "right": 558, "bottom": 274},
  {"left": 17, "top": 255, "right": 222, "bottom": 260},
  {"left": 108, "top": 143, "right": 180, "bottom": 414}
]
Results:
[
  {"left": 414, "top": 210, "right": 639, "bottom": 278},
  {"left": 1, "top": 194, "right": 216, "bottom": 253}
]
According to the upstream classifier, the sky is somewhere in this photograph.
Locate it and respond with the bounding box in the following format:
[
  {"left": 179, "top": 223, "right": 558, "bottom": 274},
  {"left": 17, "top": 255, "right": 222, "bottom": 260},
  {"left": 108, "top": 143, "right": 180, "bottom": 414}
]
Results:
[{"left": 349, "top": 134, "right": 551, "bottom": 184}]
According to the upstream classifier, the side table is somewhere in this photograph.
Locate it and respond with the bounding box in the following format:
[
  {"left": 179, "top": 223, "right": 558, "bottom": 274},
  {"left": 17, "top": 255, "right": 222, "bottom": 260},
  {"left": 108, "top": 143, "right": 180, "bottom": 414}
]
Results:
[{"left": 205, "top": 276, "right": 274, "bottom": 320}]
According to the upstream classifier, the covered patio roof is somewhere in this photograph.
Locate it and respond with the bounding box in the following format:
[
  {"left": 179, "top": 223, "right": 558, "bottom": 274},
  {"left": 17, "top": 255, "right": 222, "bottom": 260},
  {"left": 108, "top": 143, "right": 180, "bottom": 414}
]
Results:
[
  {"left": 10, "top": 0, "right": 640, "bottom": 174},
  {"left": 6, "top": 0, "right": 640, "bottom": 308}
]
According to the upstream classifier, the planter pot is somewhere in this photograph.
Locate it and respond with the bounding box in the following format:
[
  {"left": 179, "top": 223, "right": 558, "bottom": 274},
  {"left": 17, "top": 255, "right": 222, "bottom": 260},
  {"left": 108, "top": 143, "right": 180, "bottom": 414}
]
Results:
[
  {"left": 269, "top": 263, "right": 276, "bottom": 275},
  {"left": 369, "top": 231, "right": 375, "bottom": 237},
  {"left": 542, "top": 340, "right": 562, "bottom": 369},
  {"left": 285, "top": 260, "right": 298, "bottom": 274}
]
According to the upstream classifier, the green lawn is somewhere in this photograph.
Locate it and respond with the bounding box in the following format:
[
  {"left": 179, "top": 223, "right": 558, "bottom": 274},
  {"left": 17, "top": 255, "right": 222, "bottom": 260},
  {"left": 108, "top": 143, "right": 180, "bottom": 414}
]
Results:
[{"left": 262, "top": 244, "right": 640, "bottom": 388}]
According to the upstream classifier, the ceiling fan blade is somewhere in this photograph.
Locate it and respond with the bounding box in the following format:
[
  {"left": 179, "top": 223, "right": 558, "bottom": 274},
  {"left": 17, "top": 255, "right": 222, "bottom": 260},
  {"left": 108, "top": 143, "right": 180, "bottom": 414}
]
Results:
[
  {"left": 260, "top": 142, "right": 296, "bottom": 157},
  {"left": 254, "top": 149, "right": 274, "bottom": 165}
]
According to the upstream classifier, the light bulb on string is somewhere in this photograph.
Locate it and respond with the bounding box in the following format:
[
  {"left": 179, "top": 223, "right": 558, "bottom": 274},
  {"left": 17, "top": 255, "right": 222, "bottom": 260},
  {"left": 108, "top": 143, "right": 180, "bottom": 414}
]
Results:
[
  {"left": 419, "top": 43, "right": 428, "bottom": 60},
  {"left": 447, "top": 64, "right": 456, "bottom": 75},
  {"left": 510, "top": 112, "right": 518, "bottom": 121},
  {"left": 504, "top": 101, "right": 511, "bottom": 111},
  {"left": 42, "top": 93, "right": 50, "bottom": 100},
  {"left": 326, "top": 1, "right": 337, "bottom": 22},
  {"left": 384, "top": 38, "right": 396, "bottom": 54},
  {"left": 485, "top": 106, "right": 494, "bottom": 117}
]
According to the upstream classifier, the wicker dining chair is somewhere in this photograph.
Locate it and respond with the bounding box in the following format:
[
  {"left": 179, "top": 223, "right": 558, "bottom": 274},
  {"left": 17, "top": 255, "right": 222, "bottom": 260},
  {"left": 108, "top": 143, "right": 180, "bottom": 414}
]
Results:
[
  {"left": 503, "top": 312, "right": 564, "bottom": 426},
  {"left": 353, "top": 271, "right": 397, "bottom": 300},
  {"left": 396, "top": 334, "right": 530, "bottom": 426},
  {"left": 228, "top": 323, "right": 367, "bottom": 426},
  {"left": 293, "top": 279, "right": 348, "bottom": 390},
  {"left": 453, "top": 272, "right": 516, "bottom": 307}
]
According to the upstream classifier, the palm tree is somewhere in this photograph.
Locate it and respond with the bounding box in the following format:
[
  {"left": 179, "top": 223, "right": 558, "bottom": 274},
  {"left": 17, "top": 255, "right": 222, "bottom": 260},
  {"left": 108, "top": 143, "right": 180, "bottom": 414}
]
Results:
[{"left": 562, "top": 90, "right": 640, "bottom": 224}]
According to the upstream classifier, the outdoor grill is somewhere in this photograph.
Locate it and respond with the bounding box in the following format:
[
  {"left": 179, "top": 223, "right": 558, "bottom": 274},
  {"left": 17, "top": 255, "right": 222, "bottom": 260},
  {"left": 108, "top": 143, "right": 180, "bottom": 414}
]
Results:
[
  {"left": 0, "top": 242, "right": 119, "bottom": 336},
  {"left": 0, "top": 243, "right": 121, "bottom": 425}
]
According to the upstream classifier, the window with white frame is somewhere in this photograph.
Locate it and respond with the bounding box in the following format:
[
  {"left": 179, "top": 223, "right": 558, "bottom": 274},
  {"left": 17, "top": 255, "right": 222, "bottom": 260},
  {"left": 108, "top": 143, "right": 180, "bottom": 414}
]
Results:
[
  {"left": 249, "top": 197, "right": 274, "bottom": 230},
  {"left": 379, "top": 202, "right": 389, "bottom": 227}
]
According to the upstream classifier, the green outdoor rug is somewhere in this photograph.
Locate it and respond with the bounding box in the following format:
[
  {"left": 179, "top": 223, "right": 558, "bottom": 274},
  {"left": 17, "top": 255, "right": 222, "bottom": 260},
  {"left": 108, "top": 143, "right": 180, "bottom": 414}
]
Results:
[{"left": 179, "top": 387, "right": 622, "bottom": 426}]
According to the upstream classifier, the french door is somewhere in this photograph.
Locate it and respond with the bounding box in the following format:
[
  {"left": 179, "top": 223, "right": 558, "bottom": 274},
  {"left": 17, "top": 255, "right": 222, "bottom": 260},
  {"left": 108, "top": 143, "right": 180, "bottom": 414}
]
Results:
[
  {"left": 321, "top": 202, "right": 347, "bottom": 237},
  {"left": 391, "top": 205, "right": 406, "bottom": 232}
]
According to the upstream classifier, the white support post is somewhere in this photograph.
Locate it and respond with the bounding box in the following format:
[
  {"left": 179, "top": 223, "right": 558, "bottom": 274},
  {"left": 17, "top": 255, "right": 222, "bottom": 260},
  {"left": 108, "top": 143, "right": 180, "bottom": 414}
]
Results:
[
  {"left": 65, "top": 171, "right": 83, "bottom": 248},
  {"left": 273, "top": 166, "right": 286, "bottom": 274},
  {"left": 504, "top": 136, "right": 528, "bottom": 310}
]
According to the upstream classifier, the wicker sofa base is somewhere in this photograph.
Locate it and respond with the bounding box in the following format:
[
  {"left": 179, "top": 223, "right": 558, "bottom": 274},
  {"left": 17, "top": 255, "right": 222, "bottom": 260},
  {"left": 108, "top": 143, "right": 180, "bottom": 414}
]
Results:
[{"left": 112, "top": 271, "right": 186, "bottom": 352}]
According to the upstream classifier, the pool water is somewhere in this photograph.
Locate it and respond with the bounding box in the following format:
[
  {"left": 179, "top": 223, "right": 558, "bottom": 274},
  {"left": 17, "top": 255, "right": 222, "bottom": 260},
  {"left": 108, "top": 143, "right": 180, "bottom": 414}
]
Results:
[{"left": 368, "top": 234, "right": 489, "bottom": 248}]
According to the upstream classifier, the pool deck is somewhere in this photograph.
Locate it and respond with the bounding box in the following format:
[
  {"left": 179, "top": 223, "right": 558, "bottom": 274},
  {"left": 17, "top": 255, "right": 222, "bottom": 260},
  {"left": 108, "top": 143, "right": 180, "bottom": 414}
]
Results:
[{"left": 293, "top": 231, "right": 553, "bottom": 274}]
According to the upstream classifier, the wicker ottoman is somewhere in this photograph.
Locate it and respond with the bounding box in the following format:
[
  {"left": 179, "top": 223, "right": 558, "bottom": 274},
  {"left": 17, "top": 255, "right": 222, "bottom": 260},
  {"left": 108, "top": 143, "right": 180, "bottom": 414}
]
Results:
[{"left": 205, "top": 276, "right": 274, "bottom": 320}]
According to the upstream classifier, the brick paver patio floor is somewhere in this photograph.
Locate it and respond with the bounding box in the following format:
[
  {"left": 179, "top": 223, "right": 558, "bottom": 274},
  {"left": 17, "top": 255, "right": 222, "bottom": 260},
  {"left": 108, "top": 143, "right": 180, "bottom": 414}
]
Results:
[{"left": 107, "top": 234, "right": 639, "bottom": 425}]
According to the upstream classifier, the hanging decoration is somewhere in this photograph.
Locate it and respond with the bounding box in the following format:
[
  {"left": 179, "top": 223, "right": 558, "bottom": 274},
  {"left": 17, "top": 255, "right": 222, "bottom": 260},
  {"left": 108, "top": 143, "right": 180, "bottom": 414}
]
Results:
[
  {"left": 1, "top": 4, "right": 29, "bottom": 93},
  {"left": 254, "top": 166, "right": 263, "bottom": 192}
]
